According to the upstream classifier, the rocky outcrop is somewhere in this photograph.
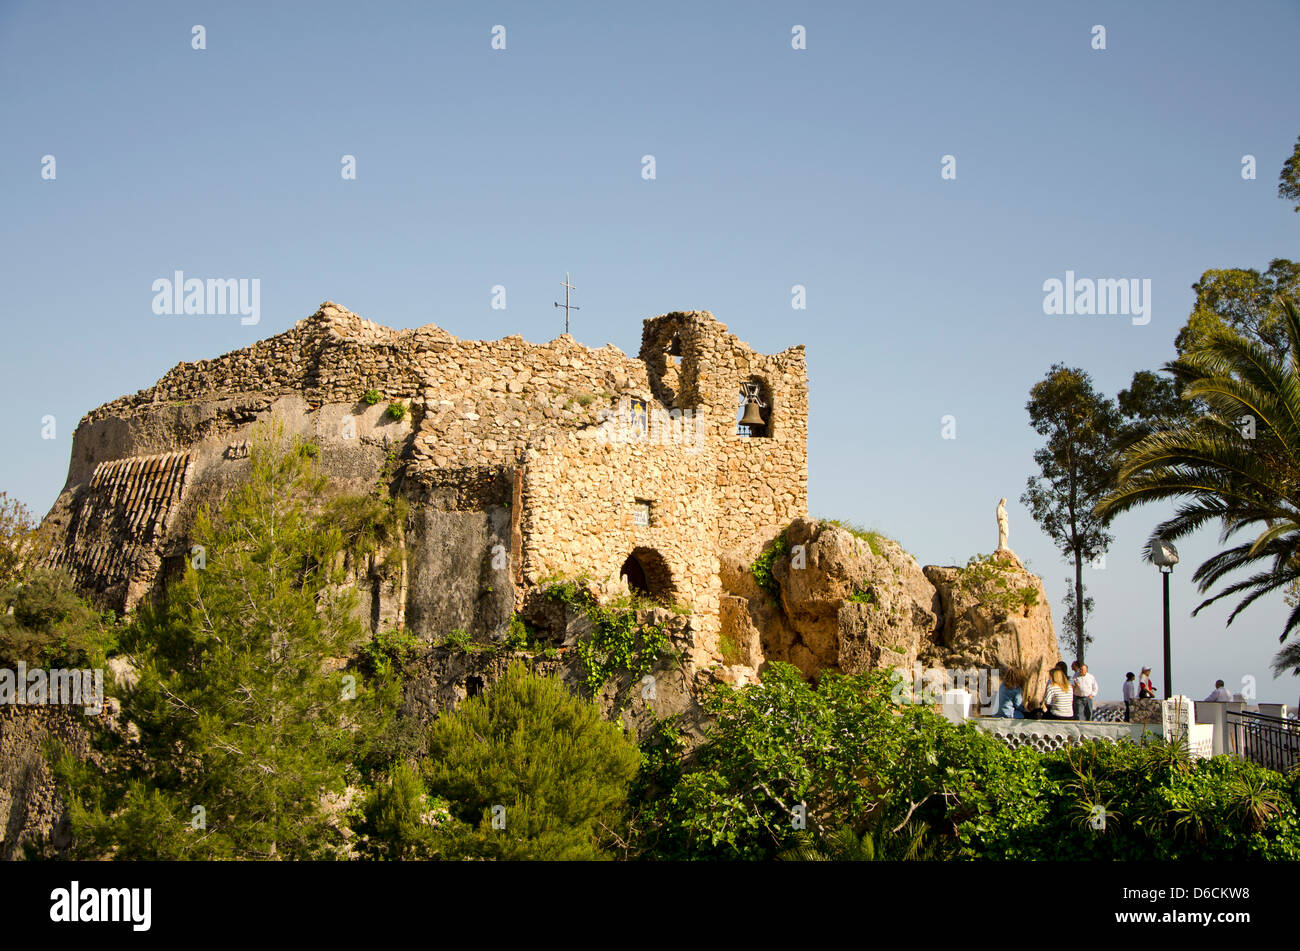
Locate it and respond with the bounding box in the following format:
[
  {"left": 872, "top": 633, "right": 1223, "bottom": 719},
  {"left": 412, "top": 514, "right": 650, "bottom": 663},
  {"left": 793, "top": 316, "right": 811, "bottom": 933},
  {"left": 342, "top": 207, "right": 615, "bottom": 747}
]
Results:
[
  {"left": 920, "top": 552, "right": 1059, "bottom": 707},
  {"left": 719, "top": 519, "right": 1062, "bottom": 700}
]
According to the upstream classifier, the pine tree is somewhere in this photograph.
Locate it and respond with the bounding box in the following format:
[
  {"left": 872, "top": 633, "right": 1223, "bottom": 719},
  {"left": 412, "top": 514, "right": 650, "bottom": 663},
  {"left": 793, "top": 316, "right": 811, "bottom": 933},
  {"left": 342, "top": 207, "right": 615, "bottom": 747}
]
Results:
[
  {"left": 55, "top": 426, "right": 398, "bottom": 859},
  {"left": 423, "top": 662, "right": 641, "bottom": 860}
]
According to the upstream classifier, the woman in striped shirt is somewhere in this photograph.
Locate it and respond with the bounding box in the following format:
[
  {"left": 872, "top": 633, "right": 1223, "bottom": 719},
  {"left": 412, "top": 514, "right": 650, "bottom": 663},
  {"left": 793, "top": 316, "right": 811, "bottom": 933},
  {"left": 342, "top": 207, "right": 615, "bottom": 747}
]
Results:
[{"left": 1042, "top": 667, "right": 1075, "bottom": 720}]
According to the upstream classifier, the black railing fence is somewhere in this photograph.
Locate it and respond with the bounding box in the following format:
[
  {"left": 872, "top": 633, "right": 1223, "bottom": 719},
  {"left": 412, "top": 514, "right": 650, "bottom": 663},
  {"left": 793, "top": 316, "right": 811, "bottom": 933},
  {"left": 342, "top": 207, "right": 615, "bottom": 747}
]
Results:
[{"left": 1225, "top": 710, "right": 1300, "bottom": 772}]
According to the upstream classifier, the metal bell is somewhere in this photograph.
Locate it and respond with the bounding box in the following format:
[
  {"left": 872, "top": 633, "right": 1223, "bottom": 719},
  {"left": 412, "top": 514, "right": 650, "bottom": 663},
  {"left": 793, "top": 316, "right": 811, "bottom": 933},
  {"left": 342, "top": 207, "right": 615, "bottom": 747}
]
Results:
[{"left": 739, "top": 400, "right": 765, "bottom": 427}]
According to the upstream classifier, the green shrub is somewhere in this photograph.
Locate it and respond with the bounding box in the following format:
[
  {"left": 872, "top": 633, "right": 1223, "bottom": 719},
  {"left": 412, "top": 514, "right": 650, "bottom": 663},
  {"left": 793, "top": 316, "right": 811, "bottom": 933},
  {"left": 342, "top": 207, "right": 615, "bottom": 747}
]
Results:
[
  {"left": 0, "top": 491, "right": 43, "bottom": 589},
  {"left": 443, "top": 628, "right": 471, "bottom": 651},
  {"left": 750, "top": 531, "right": 790, "bottom": 597},
  {"left": 629, "top": 662, "right": 1300, "bottom": 862},
  {"left": 357, "top": 761, "right": 450, "bottom": 860},
  {"left": 632, "top": 663, "right": 1010, "bottom": 860},
  {"left": 0, "top": 567, "right": 118, "bottom": 668},
  {"left": 357, "top": 627, "right": 421, "bottom": 680},
  {"left": 504, "top": 615, "right": 531, "bottom": 651},
  {"left": 424, "top": 663, "right": 641, "bottom": 859},
  {"left": 386, "top": 402, "right": 408, "bottom": 421},
  {"left": 959, "top": 738, "right": 1300, "bottom": 861},
  {"left": 363, "top": 388, "right": 382, "bottom": 405}
]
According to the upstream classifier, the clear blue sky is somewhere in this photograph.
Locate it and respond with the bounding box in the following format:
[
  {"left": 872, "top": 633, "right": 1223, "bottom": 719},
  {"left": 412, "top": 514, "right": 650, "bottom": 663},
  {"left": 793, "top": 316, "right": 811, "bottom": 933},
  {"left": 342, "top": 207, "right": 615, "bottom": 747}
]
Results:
[{"left": 2, "top": 1, "right": 1298, "bottom": 702}]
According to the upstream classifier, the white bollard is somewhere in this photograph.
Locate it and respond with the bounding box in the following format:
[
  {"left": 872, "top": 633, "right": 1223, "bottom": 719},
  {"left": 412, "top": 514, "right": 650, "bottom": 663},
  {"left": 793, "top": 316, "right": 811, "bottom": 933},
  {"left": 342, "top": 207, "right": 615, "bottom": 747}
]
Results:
[{"left": 941, "top": 689, "right": 972, "bottom": 724}]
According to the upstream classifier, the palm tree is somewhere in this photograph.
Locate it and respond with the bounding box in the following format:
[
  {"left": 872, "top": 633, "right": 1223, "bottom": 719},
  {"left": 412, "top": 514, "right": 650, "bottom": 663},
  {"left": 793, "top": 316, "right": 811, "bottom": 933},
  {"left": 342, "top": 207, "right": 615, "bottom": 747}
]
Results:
[
  {"left": 777, "top": 820, "right": 934, "bottom": 861},
  {"left": 1096, "top": 299, "right": 1300, "bottom": 674}
]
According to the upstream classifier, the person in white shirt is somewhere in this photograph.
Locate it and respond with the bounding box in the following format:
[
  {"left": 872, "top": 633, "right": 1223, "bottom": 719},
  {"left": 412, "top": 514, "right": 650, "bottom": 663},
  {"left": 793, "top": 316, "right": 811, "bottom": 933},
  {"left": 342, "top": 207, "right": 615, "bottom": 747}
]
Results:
[
  {"left": 1072, "top": 663, "right": 1099, "bottom": 721},
  {"left": 1121, "top": 672, "right": 1138, "bottom": 721},
  {"left": 1204, "top": 680, "right": 1234, "bottom": 702}
]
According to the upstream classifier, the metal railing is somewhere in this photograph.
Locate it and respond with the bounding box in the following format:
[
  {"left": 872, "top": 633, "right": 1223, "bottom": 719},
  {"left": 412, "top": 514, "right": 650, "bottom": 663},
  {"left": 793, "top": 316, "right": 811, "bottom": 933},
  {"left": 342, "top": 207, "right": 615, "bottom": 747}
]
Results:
[{"left": 1225, "top": 710, "right": 1300, "bottom": 772}]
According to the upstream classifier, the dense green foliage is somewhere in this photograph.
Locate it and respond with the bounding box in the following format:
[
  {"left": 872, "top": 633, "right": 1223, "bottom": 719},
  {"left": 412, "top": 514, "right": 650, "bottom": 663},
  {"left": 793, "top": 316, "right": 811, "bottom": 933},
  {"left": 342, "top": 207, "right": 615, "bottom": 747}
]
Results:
[
  {"left": 0, "top": 567, "right": 117, "bottom": 668},
  {"left": 632, "top": 663, "right": 1006, "bottom": 859},
  {"left": 629, "top": 662, "right": 1300, "bottom": 861},
  {"left": 543, "top": 580, "right": 673, "bottom": 695},
  {"left": 0, "top": 494, "right": 114, "bottom": 669},
  {"left": 962, "top": 737, "right": 1300, "bottom": 860},
  {"left": 418, "top": 663, "right": 641, "bottom": 859},
  {"left": 1175, "top": 260, "right": 1300, "bottom": 362},
  {"left": 52, "top": 428, "right": 399, "bottom": 859}
]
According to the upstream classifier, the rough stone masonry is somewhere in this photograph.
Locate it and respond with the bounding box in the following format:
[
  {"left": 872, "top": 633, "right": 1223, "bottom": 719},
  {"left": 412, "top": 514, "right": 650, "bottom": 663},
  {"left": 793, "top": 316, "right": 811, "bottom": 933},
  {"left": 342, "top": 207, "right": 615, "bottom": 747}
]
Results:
[
  {"left": 39, "top": 301, "right": 810, "bottom": 674},
  {"left": 39, "top": 300, "right": 1059, "bottom": 688}
]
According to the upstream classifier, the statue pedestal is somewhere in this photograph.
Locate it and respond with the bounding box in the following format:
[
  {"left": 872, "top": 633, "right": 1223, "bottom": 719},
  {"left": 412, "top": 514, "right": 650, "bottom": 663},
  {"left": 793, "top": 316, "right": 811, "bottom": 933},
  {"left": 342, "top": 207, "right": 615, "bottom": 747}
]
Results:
[{"left": 993, "top": 547, "right": 1024, "bottom": 570}]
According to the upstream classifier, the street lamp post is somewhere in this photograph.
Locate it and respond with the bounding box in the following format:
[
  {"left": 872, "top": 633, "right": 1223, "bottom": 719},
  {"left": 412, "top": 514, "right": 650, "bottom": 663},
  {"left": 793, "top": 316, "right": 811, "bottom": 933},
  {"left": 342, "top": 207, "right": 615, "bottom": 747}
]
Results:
[{"left": 1151, "top": 538, "right": 1180, "bottom": 698}]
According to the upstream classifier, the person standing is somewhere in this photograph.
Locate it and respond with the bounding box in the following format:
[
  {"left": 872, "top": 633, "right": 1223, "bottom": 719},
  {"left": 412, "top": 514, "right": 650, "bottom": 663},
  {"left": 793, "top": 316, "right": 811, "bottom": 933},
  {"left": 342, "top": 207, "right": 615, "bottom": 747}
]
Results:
[
  {"left": 1073, "top": 663, "right": 1099, "bottom": 721},
  {"left": 1122, "top": 672, "right": 1138, "bottom": 722}
]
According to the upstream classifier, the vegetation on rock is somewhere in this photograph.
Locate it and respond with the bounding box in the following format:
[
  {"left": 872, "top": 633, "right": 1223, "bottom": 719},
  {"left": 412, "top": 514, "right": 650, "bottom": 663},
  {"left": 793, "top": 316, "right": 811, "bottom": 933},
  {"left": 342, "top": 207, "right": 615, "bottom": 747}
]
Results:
[
  {"left": 749, "top": 530, "right": 789, "bottom": 597},
  {"left": 956, "top": 553, "right": 1039, "bottom": 618}
]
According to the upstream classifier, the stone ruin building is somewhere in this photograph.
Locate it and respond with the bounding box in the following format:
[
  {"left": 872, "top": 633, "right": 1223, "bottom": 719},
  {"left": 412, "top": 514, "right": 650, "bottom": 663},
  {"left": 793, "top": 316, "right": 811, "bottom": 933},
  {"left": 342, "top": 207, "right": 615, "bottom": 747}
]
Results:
[
  {"left": 39, "top": 301, "right": 810, "bottom": 677},
  {"left": 38, "top": 300, "right": 1062, "bottom": 708}
]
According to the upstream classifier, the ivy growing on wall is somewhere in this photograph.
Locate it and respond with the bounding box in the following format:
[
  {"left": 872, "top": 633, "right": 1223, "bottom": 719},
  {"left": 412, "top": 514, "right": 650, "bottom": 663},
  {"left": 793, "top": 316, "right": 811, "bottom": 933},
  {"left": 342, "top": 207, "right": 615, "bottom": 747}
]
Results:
[{"left": 543, "top": 579, "right": 673, "bottom": 695}]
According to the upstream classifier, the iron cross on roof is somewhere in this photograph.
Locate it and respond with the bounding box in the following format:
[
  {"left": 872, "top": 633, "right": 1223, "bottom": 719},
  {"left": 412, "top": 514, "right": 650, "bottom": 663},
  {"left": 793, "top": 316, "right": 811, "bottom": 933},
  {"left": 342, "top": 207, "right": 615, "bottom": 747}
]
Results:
[{"left": 554, "top": 272, "right": 580, "bottom": 334}]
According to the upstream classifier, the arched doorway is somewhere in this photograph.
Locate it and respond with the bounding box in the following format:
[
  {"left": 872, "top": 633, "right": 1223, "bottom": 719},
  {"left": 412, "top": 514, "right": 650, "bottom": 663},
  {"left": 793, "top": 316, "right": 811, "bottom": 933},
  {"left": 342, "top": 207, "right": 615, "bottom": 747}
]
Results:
[{"left": 619, "top": 547, "right": 674, "bottom": 603}]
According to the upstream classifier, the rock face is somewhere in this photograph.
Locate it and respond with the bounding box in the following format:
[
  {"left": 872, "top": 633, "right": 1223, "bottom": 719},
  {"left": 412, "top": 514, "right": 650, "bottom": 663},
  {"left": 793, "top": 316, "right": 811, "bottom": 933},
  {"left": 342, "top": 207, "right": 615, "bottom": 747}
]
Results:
[
  {"left": 0, "top": 707, "right": 94, "bottom": 859},
  {"left": 719, "top": 519, "right": 1062, "bottom": 703},
  {"left": 919, "top": 554, "right": 1059, "bottom": 708}
]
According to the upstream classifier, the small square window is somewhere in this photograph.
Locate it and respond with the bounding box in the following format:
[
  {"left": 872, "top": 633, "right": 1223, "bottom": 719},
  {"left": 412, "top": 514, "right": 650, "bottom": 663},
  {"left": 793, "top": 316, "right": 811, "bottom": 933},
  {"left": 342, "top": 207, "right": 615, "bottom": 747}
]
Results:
[
  {"left": 629, "top": 399, "right": 649, "bottom": 437},
  {"left": 633, "top": 500, "right": 651, "bottom": 527}
]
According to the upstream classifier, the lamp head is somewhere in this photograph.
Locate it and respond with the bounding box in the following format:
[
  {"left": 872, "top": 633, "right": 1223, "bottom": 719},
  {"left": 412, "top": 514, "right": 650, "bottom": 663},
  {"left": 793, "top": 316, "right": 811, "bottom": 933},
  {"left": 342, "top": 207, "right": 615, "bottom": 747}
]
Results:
[{"left": 1150, "top": 537, "right": 1179, "bottom": 570}]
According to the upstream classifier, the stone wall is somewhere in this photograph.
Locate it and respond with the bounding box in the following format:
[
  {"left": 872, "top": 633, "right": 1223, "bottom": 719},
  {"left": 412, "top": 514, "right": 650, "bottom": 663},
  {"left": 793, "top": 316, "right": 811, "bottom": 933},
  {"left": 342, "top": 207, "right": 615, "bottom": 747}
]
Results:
[
  {"left": 641, "top": 312, "right": 808, "bottom": 551},
  {"left": 521, "top": 434, "right": 722, "bottom": 665},
  {"left": 0, "top": 706, "right": 95, "bottom": 860}
]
